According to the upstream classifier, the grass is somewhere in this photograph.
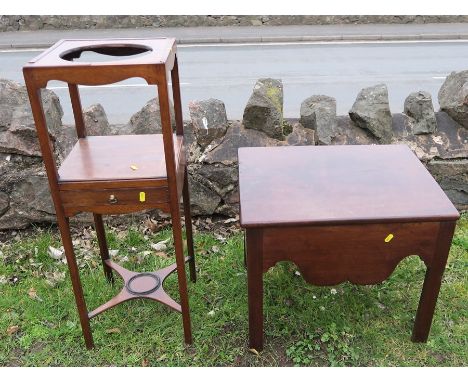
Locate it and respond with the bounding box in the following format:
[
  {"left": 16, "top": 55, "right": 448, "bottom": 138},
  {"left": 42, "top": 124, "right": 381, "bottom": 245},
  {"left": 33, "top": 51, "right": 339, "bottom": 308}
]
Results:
[{"left": 0, "top": 214, "right": 466, "bottom": 367}]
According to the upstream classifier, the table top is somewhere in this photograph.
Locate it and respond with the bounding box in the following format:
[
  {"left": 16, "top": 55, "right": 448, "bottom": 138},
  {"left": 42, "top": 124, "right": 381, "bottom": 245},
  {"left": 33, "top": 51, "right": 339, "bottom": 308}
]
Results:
[
  {"left": 24, "top": 38, "right": 175, "bottom": 68},
  {"left": 238, "top": 144, "right": 459, "bottom": 227},
  {"left": 58, "top": 134, "right": 182, "bottom": 182}
]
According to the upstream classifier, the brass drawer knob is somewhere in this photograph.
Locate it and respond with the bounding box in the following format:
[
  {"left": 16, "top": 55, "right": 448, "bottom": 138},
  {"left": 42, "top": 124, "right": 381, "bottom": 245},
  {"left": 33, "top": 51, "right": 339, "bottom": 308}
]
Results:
[{"left": 108, "top": 194, "right": 118, "bottom": 204}]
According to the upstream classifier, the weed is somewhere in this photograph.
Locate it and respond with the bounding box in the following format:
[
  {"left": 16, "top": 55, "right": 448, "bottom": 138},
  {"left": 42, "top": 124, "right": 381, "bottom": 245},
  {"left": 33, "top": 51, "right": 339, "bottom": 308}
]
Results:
[{"left": 286, "top": 323, "right": 359, "bottom": 366}]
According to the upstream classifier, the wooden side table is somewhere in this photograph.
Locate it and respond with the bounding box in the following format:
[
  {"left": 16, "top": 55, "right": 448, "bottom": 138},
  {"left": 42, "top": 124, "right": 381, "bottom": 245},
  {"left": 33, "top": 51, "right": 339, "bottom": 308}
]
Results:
[
  {"left": 238, "top": 144, "right": 459, "bottom": 351},
  {"left": 23, "top": 38, "right": 196, "bottom": 349}
]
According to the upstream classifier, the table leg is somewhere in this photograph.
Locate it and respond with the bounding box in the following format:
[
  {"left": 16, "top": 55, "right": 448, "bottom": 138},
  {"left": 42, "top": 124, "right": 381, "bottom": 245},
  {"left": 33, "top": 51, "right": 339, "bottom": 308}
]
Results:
[
  {"left": 182, "top": 167, "right": 196, "bottom": 283},
  {"left": 93, "top": 213, "right": 114, "bottom": 283},
  {"left": 171, "top": 206, "right": 193, "bottom": 345},
  {"left": 246, "top": 229, "right": 264, "bottom": 351},
  {"left": 412, "top": 221, "right": 456, "bottom": 342},
  {"left": 243, "top": 233, "right": 247, "bottom": 268},
  {"left": 57, "top": 215, "right": 94, "bottom": 349}
]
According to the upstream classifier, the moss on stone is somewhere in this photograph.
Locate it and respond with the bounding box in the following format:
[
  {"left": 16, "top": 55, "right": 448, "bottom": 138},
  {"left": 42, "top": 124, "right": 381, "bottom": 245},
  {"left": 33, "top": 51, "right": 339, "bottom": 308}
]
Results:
[{"left": 265, "top": 85, "right": 282, "bottom": 114}]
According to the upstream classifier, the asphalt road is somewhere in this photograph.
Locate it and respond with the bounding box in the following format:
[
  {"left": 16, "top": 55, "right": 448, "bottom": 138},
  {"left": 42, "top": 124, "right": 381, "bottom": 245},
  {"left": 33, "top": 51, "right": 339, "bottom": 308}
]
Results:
[{"left": 2, "top": 40, "right": 468, "bottom": 124}]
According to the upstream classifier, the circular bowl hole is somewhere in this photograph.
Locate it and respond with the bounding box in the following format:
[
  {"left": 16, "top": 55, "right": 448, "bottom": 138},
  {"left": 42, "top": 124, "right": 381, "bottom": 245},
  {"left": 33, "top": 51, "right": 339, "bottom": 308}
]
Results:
[
  {"left": 126, "top": 273, "right": 161, "bottom": 296},
  {"left": 60, "top": 44, "right": 153, "bottom": 63}
]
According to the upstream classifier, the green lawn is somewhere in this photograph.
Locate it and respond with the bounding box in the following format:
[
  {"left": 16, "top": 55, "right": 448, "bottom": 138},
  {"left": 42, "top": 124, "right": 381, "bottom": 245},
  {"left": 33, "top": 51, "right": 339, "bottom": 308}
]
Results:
[{"left": 0, "top": 214, "right": 466, "bottom": 366}]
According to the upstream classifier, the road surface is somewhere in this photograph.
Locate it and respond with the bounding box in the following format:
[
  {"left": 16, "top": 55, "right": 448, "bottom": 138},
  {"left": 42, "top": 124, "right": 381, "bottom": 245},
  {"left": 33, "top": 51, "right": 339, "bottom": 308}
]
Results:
[{"left": 1, "top": 40, "right": 468, "bottom": 124}]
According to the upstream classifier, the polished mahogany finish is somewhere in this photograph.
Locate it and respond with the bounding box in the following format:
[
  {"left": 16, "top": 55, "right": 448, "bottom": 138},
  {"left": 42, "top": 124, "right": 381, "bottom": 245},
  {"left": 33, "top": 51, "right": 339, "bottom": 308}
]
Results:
[
  {"left": 23, "top": 38, "right": 176, "bottom": 87},
  {"left": 239, "top": 145, "right": 458, "bottom": 227},
  {"left": 239, "top": 145, "right": 459, "bottom": 351},
  {"left": 87, "top": 258, "right": 190, "bottom": 319},
  {"left": 23, "top": 38, "right": 196, "bottom": 349},
  {"left": 58, "top": 134, "right": 183, "bottom": 183}
]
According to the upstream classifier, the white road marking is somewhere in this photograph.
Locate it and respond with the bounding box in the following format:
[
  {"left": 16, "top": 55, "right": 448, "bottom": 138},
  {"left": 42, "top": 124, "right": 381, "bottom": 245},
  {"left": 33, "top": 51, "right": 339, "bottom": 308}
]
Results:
[
  {"left": 432, "top": 76, "right": 447, "bottom": 79},
  {"left": 178, "top": 39, "right": 468, "bottom": 48},
  {"left": 0, "top": 48, "right": 45, "bottom": 53},
  {"left": 2, "top": 39, "right": 468, "bottom": 54}
]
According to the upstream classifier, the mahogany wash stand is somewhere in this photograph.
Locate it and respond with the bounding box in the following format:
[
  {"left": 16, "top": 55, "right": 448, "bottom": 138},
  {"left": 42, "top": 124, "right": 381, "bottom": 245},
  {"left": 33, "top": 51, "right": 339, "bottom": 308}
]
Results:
[
  {"left": 23, "top": 38, "right": 196, "bottom": 349},
  {"left": 239, "top": 145, "right": 459, "bottom": 351}
]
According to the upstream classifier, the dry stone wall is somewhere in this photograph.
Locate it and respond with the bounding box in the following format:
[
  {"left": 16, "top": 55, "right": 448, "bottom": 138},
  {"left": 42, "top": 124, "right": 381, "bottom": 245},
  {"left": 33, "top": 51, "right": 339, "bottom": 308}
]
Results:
[
  {"left": 2, "top": 15, "right": 468, "bottom": 32},
  {"left": 0, "top": 74, "right": 466, "bottom": 230}
]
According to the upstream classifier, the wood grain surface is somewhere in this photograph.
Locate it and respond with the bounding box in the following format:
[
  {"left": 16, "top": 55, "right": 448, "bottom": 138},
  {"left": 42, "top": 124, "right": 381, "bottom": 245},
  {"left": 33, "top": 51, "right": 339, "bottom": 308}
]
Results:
[{"left": 239, "top": 145, "right": 459, "bottom": 227}]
